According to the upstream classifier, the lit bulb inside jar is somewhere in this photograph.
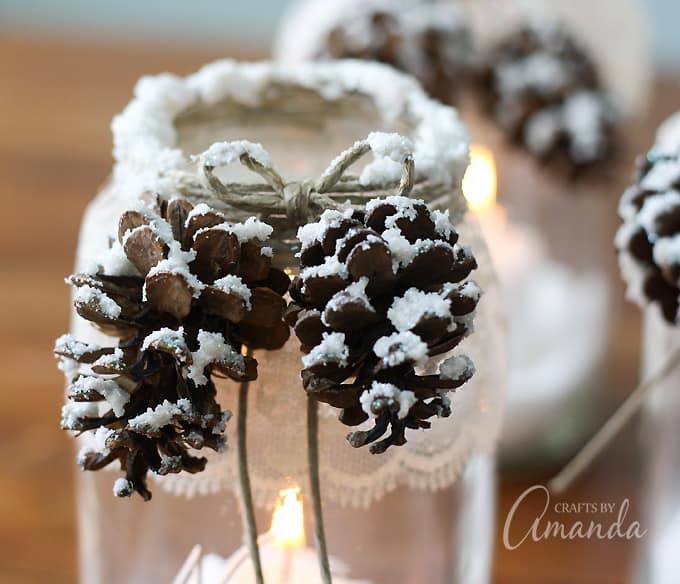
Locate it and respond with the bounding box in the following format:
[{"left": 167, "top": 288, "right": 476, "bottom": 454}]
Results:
[
  {"left": 270, "top": 487, "right": 306, "bottom": 550},
  {"left": 462, "top": 144, "right": 497, "bottom": 216}
]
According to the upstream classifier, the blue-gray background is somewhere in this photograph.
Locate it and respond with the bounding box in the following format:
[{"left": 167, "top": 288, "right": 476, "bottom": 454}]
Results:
[{"left": 0, "top": 0, "right": 677, "bottom": 72}]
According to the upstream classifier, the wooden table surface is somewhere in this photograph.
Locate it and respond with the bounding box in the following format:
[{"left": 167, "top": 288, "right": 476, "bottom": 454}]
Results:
[{"left": 1, "top": 35, "right": 678, "bottom": 584}]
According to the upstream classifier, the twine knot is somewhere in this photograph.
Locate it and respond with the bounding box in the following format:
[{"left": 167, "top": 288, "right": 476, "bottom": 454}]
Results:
[{"left": 283, "top": 181, "right": 315, "bottom": 225}]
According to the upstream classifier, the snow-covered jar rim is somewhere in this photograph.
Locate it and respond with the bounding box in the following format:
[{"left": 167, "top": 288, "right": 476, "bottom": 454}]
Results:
[
  {"left": 72, "top": 59, "right": 506, "bottom": 508},
  {"left": 110, "top": 58, "right": 471, "bottom": 210}
]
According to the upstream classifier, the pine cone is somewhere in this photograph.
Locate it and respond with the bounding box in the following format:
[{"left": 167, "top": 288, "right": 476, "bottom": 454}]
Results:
[
  {"left": 55, "top": 197, "right": 290, "bottom": 499},
  {"left": 481, "top": 21, "right": 616, "bottom": 171},
  {"left": 616, "top": 151, "right": 680, "bottom": 324},
  {"left": 286, "top": 197, "right": 480, "bottom": 454},
  {"left": 321, "top": 0, "right": 475, "bottom": 104}
]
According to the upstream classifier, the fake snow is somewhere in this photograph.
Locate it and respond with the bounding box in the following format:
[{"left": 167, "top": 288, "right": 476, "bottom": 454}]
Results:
[
  {"left": 222, "top": 217, "right": 273, "bottom": 243},
  {"left": 187, "top": 330, "right": 244, "bottom": 386},
  {"left": 70, "top": 375, "right": 129, "bottom": 417},
  {"left": 654, "top": 234, "right": 680, "bottom": 273},
  {"left": 414, "top": 239, "right": 454, "bottom": 260},
  {"left": 524, "top": 108, "right": 561, "bottom": 155},
  {"left": 296, "top": 208, "right": 355, "bottom": 251},
  {"left": 319, "top": 138, "right": 364, "bottom": 181},
  {"left": 212, "top": 275, "right": 252, "bottom": 308},
  {"left": 212, "top": 411, "right": 232, "bottom": 436},
  {"left": 654, "top": 112, "right": 680, "bottom": 156},
  {"left": 453, "top": 311, "right": 475, "bottom": 335},
  {"left": 618, "top": 185, "right": 644, "bottom": 221},
  {"left": 523, "top": 91, "right": 609, "bottom": 163},
  {"left": 640, "top": 159, "right": 680, "bottom": 193},
  {"left": 388, "top": 288, "right": 452, "bottom": 332},
  {"left": 563, "top": 91, "right": 609, "bottom": 163},
  {"left": 193, "top": 140, "right": 274, "bottom": 169},
  {"left": 141, "top": 327, "right": 189, "bottom": 360},
  {"left": 92, "top": 348, "right": 125, "bottom": 370},
  {"left": 323, "top": 277, "right": 373, "bottom": 324},
  {"left": 614, "top": 219, "right": 638, "bottom": 251},
  {"left": 302, "top": 332, "right": 350, "bottom": 368},
  {"left": 75, "top": 285, "right": 122, "bottom": 319},
  {"left": 442, "top": 280, "right": 482, "bottom": 302},
  {"left": 457, "top": 244, "right": 474, "bottom": 263},
  {"left": 367, "top": 132, "right": 414, "bottom": 162},
  {"left": 381, "top": 228, "right": 415, "bottom": 272},
  {"left": 61, "top": 402, "right": 99, "bottom": 430},
  {"left": 185, "top": 203, "right": 220, "bottom": 225},
  {"left": 300, "top": 256, "right": 350, "bottom": 285},
  {"left": 497, "top": 52, "right": 569, "bottom": 97},
  {"left": 359, "top": 382, "right": 417, "bottom": 420},
  {"left": 113, "top": 478, "right": 134, "bottom": 497},
  {"left": 99, "top": 240, "right": 140, "bottom": 277},
  {"left": 656, "top": 111, "right": 680, "bottom": 156},
  {"left": 460, "top": 280, "right": 482, "bottom": 300},
  {"left": 431, "top": 209, "right": 456, "bottom": 240},
  {"left": 373, "top": 331, "right": 428, "bottom": 367},
  {"left": 637, "top": 191, "right": 680, "bottom": 237},
  {"left": 366, "top": 195, "right": 417, "bottom": 225},
  {"left": 159, "top": 455, "right": 183, "bottom": 475},
  {"left": 129, "top": 201, "right": 175, "bottom": 246},
  {"left": 359, "top": 157, "right": 403, "bottom": 186},
  {"left": 145, "top": 241, "right": 205, "bottom": 299},
  {"left": 326, "top": 276, "right": 375, "bottom": 312},
  {"left": 92, "top": 426, "right": 114, "bottom": 451},
  {"left": 77, "top": 427, "right": 115, "bottom": 465},
  {"left": 56, "top": 357, "right": 80, "bottom": 381},
  {"left": 440, "top": 355, "right": 475, "bottom": 381},
  {"left": 617, "top": 249, "right": 650, "bottom": 307},
  {"left": 54, "top": 334, "right": 100, "bottom": 358},
  {"left": 128, "top": 398, "right": 194, "bottom": 432}
]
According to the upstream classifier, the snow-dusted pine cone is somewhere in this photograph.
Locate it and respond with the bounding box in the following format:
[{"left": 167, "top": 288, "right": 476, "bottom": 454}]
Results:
[
  {"left": 56, "top": 197, "right": 290, "bottom": 499},
  {"left": 616, "top": 151, "right": 680, "bottom": 324},
  {"left": 481, "top": 21, "right": 617, "bottom": 171},
  {"left": 286, "top": 196, "right": 480, "bottom": 454},
  {"left": 321, "top": 0, "right": 475, "bottom": 104}
]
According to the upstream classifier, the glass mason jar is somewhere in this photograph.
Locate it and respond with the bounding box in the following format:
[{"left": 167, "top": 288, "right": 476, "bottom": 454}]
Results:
[
  {"left": 69, "top": 60, "right": 506, "bottom": 583},
  {"left": 274, "top": 0, "right": 651, "bottom": 468},
  {"left": 634, "top": 306, "right": 680, "bottom": 584}
]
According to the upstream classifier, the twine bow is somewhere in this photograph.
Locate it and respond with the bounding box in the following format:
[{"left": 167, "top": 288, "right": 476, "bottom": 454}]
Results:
[{"left": 167, "top": 135, "right": 451, "bottom": 227}]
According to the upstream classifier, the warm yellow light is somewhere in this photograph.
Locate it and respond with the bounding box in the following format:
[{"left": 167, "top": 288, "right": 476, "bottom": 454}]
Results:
[
  {"left": 462, "top": 145, "right": 497, "bottom": 214},
  {"left": 269, "top": 487, "right": 305, "bottom": 549}
]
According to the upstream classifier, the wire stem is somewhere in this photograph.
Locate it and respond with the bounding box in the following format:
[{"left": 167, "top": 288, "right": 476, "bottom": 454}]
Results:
[
  {"left": 237, "top": 368, "right": 265, "bottom": 584},
  {"left": 307, "top": 398, "right": 332, "bottom": 584}
]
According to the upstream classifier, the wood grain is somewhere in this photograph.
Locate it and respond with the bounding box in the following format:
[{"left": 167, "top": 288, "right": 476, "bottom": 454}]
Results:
[{"left": 0, "top": 33, "right": 678, "bottom": 584}]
